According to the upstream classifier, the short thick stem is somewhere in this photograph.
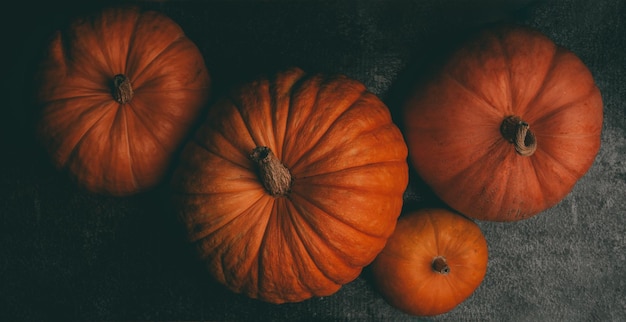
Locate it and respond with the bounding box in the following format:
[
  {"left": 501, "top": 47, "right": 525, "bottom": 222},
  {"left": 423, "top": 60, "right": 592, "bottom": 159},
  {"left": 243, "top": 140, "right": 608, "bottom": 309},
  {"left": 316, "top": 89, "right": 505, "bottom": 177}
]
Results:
[
  {"left": 249, "top": 146, "right": 292, "bottom": 197},
  {"left": 112, "top": 74, "right": 134, "bottom": 104},
  {"left": 432, "top": 256, "right": 450, "bottom": 275},
  {"left": 500, "top": 115, "right": 537, "bottom": 156}
]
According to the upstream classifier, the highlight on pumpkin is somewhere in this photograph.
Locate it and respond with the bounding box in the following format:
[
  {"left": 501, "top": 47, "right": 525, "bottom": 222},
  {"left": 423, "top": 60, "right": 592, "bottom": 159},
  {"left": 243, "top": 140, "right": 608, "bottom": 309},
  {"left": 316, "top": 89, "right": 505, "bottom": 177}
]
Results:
[
  {"left": 402, "top": 24, "right": 603, "bottom": 222},
  {"left": 35, "top": 5, "right": 211, "bottom": 196},
  {"left": 170, "top": 67, "right": 409, "bottom": 304},
  {"left": 370, "top": 208, "right": 489, "bottom": 317}
]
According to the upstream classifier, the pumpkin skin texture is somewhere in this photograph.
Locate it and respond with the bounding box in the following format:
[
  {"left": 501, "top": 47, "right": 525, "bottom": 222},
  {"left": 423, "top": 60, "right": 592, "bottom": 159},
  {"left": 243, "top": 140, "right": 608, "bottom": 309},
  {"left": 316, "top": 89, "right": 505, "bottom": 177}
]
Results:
[
  {"left": 370, "top": 208, "right": 489, "bottom": 317},
  {"left": 403, "top": 24, "right": 603, "bottom": 221},
  {"left": 35, "top": 6, "right": 211, "bottom": 196},
  {"left": 171, "top": 67, "right": 409, "bottom": 304}
]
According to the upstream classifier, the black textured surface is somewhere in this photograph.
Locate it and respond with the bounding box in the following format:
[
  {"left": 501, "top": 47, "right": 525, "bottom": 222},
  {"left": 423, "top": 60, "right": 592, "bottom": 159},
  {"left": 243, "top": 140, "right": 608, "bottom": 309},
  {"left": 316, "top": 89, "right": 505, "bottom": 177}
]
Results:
[{"left": 2, "top": 0, "right": 625, "bottom": 320}]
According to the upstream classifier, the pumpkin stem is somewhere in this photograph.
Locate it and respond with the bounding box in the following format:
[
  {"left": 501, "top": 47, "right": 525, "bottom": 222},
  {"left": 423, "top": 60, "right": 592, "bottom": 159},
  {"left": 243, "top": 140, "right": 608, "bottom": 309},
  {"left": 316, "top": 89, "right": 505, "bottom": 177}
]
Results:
[
  {"left": 500, "top": 115, "right": 537, "bottom": 156},
  {"left": 112, "top": 74, "right": 134, "bottom": 104},
  {"left": 250, "top": 146, "right": 292, "bottom": 197},
  {"left": 432, "top": 256, "right": 450, "bottom": 275}
]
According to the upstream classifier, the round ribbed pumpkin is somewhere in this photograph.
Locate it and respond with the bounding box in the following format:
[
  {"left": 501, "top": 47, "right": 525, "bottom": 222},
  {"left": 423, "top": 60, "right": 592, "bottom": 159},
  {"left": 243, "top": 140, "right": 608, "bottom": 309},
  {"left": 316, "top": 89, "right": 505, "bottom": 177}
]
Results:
[
  {"left": 403, "top": 24, "right": 603, "bottom": 221},
  {"left": 171, "top": 67, "right": 409, "bottom": 303},
  {"left": 370, "top": 208, "right": 489, "bottom": 316},
  {"left": 35, "top": 5, "right": 211, "bottom": 196}
]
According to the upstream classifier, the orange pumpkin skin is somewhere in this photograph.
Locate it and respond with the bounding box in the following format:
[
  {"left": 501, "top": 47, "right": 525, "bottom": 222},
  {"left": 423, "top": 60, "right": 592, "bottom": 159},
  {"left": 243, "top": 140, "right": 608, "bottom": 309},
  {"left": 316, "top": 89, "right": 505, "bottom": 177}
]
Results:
[
  {"left": 403, "top": 25, "right": 603, "bottom": 221},
  {"left": 370, "top": 208, "right": 489, "bottom": 316},
  {"left": 171, "top": 67, "right": 409, "bottom": 304},
  {"left": 36, "top": 6, "right": 211, "bottom": 196}
]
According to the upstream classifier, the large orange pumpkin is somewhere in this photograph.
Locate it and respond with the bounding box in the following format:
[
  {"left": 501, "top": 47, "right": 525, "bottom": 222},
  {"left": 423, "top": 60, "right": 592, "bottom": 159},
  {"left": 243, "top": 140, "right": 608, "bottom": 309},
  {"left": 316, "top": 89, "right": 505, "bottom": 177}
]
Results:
[
  {"left": 35, "top": 5, "right": 211, "bottom": 196},
  {"left": 171, "top": 67, "right": 409, "bottom": 303},
  {"left": 403, "top": 24, "right": 603, "bottom": 221},
  {"left": 370, "top": 208, "right": 489, "bottom": 316}
]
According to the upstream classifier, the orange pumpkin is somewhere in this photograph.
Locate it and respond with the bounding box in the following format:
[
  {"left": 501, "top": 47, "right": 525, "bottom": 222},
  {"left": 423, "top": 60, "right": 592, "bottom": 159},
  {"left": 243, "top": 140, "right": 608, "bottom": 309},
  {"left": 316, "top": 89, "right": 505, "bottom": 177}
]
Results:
[
  {"left": 403, "top": 24, "right": 603, "bottom": 221},
  {"left": 35, "top": 5, "right": 211, "bottom": 196},
  {"left": 370, "top": 208, "right": 489, "bottom": 316},
  {"left": 171, "top": 67, "right": 409, "bottom": 303}
]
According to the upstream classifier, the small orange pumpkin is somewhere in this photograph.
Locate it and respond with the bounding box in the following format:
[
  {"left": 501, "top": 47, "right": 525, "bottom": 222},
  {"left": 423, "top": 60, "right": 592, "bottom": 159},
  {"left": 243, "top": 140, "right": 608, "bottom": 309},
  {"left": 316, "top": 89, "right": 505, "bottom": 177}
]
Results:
[
  {"left": 370, "top": 208, "right": 489, "bottom": 316},
  {"left": 35, "top": 5, "right": 211, "bottom": 196},
  {"left": 403, "top": 24, "right": 603, "bottom": 221},
  {"left": 171, "top": 67, "right": 409, "bottom": 303}
]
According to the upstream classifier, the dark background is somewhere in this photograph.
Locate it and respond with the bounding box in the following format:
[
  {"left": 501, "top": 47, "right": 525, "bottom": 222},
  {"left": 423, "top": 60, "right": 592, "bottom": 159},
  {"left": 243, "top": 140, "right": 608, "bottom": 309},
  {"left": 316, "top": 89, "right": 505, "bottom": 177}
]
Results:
[{"left": 2, "top": 0, "right": 625, "bottom": 321}]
